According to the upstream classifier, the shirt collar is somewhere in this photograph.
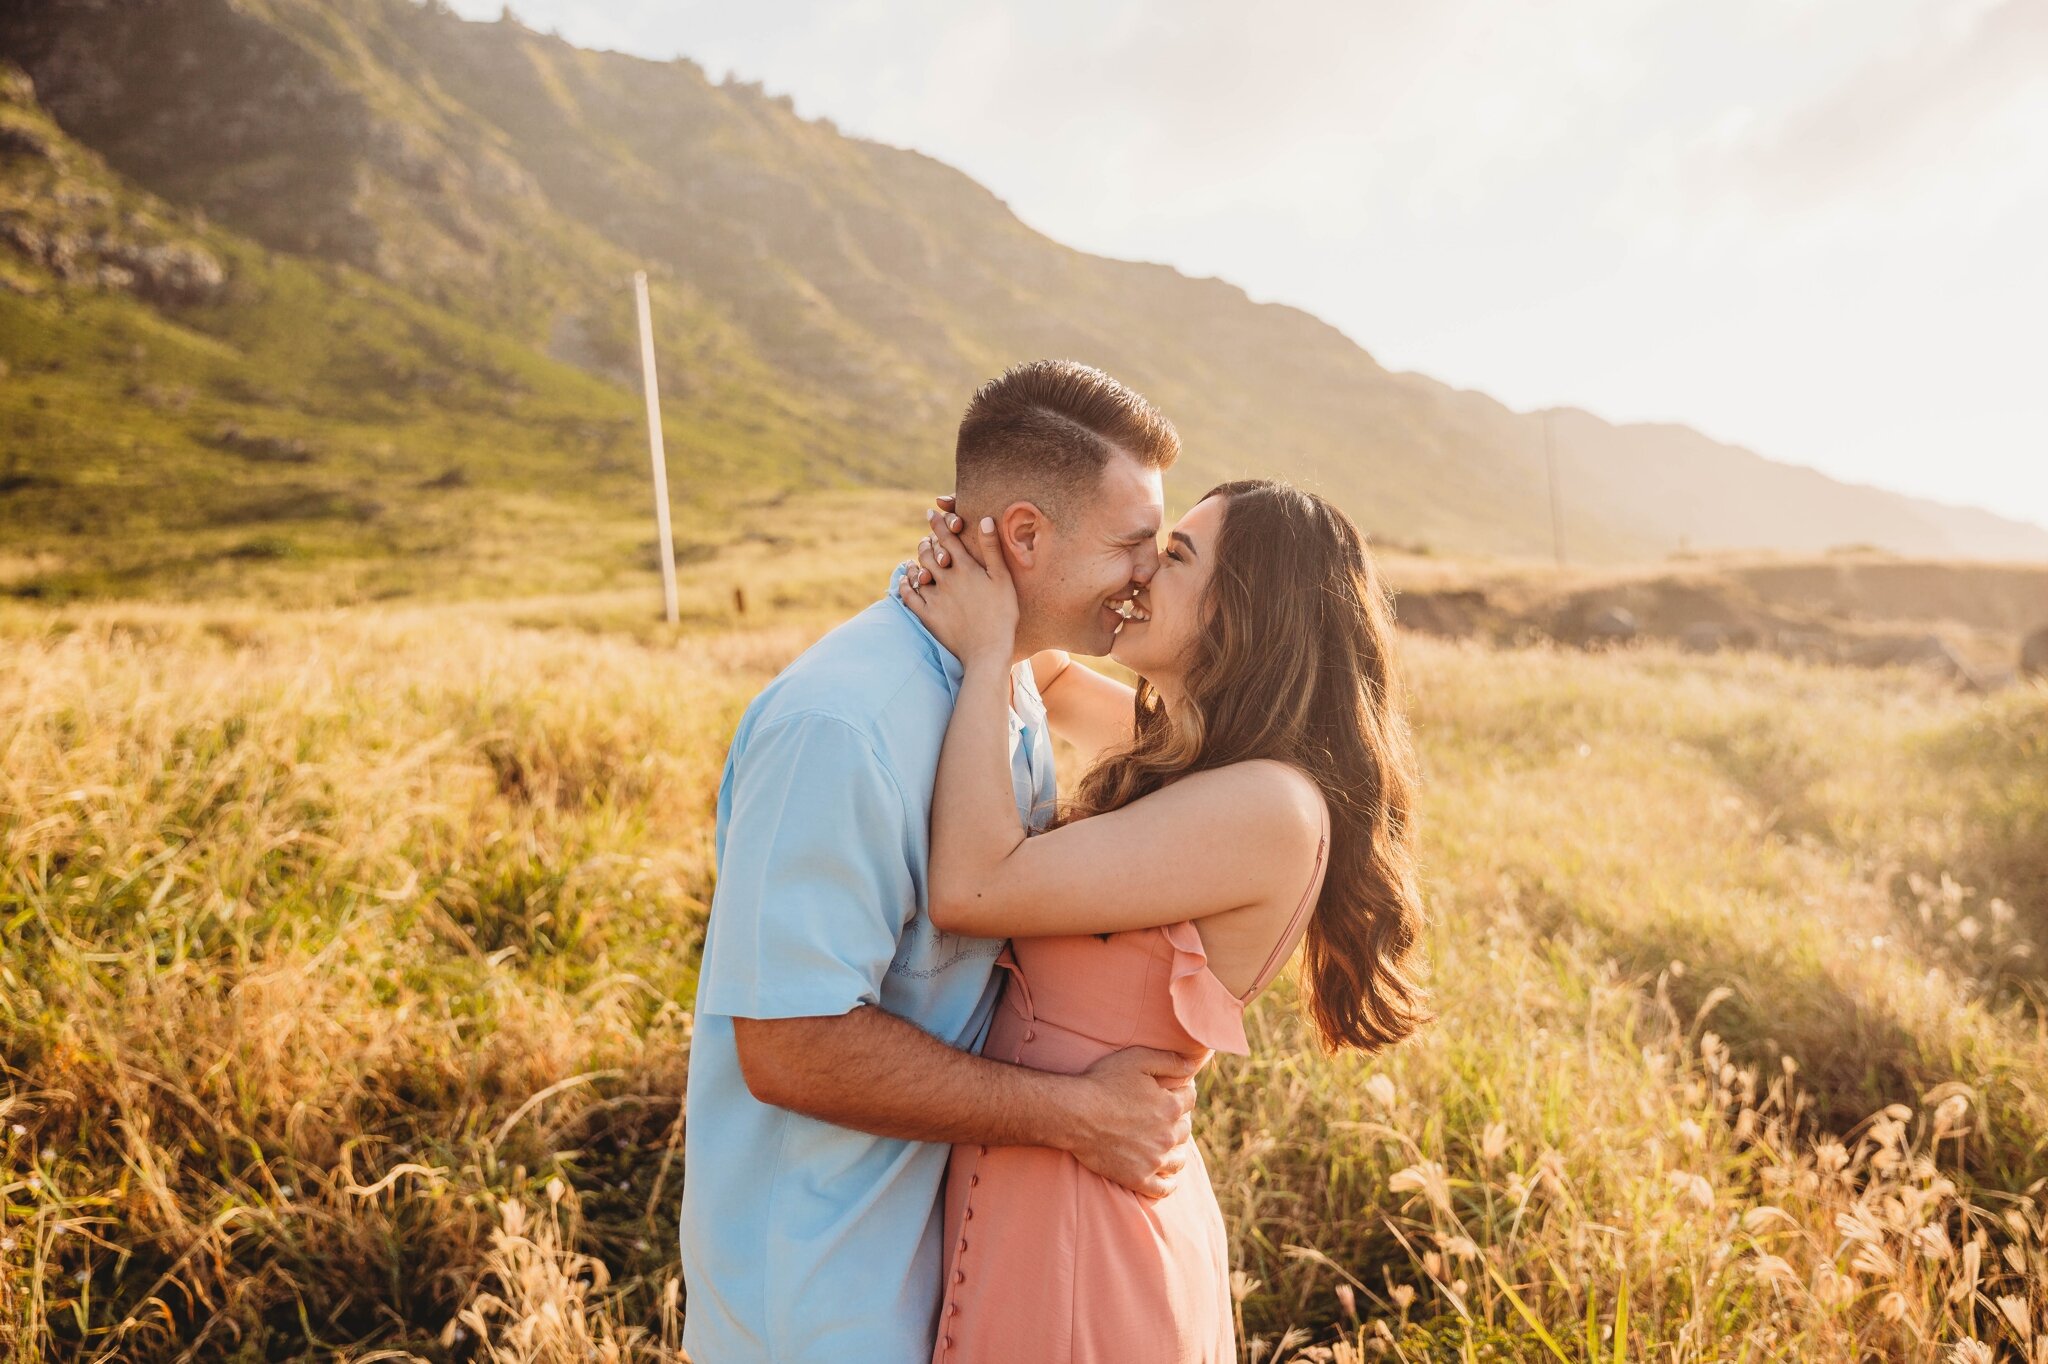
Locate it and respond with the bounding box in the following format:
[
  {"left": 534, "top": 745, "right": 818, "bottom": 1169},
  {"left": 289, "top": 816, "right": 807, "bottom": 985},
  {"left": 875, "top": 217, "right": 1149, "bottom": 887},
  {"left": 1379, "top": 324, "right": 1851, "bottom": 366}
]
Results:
[{"left": 1008, "top": 642, "right": 1048, "bottom": 728}]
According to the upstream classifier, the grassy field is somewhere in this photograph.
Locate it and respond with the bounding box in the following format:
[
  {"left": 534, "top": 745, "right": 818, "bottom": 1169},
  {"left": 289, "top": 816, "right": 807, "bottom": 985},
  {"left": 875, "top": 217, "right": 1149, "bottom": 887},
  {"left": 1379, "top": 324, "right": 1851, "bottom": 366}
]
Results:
[{"left": 3, "top": 553, "right": 2046, "bottom": 1361}]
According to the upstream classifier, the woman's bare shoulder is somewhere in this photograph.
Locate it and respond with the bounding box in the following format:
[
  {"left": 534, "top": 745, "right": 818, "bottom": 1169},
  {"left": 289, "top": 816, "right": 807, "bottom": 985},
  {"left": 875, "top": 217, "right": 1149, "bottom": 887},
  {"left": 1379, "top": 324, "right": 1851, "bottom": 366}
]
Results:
[{"left": 1166, "top": 759, "right": 1326, "bottom": 852}]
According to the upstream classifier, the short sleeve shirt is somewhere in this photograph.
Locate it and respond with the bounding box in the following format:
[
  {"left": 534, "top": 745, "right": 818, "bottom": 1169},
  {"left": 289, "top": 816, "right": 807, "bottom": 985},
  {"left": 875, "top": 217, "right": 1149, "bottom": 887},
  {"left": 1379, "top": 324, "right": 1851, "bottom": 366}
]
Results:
[{"left": 679, "top": 569, "right": 1058, "bottom": 1363}]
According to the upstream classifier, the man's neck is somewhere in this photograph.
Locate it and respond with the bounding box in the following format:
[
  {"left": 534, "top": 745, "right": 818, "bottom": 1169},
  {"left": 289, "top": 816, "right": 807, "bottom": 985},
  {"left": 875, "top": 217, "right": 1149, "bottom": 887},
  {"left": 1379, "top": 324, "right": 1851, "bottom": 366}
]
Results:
[{"left": 1008, "top": 626, "right": 1043, "bottom": 670}]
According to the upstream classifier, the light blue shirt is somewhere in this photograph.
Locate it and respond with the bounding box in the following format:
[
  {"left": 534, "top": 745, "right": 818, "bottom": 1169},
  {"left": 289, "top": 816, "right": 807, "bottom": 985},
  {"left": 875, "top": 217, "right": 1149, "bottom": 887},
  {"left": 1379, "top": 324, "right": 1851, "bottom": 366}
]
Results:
[{"left": 679, "top": 568, "right": 1058, "bottom": 1364}]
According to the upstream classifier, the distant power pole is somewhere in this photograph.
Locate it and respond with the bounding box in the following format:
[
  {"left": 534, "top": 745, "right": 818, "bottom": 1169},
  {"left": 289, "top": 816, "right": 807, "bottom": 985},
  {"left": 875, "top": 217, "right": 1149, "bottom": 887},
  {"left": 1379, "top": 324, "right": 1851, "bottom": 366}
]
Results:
[
  {"left": 633, "top": 270, "right": 680, "bottom": 624},
  {"left": 1544, "top": 409, "right": 1567, "bottom": 568}
]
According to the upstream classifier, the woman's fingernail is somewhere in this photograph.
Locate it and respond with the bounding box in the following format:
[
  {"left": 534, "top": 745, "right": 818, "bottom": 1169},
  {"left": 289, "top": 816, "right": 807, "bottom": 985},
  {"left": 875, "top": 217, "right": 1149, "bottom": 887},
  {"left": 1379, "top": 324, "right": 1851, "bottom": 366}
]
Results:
[{"left": 980, "top": 517, "right": 995, "bottom": 532}]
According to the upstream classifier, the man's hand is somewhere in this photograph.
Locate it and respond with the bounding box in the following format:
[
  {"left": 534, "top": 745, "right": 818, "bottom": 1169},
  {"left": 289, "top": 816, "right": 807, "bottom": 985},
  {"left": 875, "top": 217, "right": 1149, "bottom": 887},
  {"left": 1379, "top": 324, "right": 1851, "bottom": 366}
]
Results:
[{"left": 1058, "top": 1046, "right": 1201, "bottom": 1199}]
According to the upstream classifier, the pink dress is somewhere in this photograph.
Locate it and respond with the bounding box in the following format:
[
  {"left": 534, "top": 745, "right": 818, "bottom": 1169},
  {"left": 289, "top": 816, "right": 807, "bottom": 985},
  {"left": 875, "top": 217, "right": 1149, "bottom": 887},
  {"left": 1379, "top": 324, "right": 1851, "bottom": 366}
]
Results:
[{"left": 931, "top": 806, "right": 1330, "bottom": 1364}]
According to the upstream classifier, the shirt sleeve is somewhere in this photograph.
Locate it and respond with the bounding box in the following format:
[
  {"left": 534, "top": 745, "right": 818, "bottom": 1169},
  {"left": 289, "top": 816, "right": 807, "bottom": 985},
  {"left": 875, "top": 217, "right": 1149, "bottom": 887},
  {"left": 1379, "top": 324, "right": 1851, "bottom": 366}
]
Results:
[{"left": 695, "top": 711, "right": 918, "bottom": 1021}]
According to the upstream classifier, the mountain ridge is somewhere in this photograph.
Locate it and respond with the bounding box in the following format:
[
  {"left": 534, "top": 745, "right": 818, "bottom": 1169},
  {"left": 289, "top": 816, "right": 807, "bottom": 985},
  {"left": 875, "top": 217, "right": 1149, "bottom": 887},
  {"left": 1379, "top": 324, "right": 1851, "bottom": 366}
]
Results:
[{"left": 2, "top": 0, "right": 2043, "bottom": 608}]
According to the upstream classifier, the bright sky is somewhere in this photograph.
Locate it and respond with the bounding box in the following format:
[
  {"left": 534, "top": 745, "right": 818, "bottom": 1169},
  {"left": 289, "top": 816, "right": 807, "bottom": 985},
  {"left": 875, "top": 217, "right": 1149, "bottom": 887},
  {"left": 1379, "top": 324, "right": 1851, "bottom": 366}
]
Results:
[{"left": 453, "top": 0, "right": 2048, "bottom": 533}]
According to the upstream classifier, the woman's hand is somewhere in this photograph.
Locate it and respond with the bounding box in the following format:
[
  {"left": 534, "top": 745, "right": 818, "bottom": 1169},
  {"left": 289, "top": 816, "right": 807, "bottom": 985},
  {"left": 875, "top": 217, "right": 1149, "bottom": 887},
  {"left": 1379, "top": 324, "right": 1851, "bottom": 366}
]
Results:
[{"left": 898, "top": 509, "right": 1017, "bottom": 667}]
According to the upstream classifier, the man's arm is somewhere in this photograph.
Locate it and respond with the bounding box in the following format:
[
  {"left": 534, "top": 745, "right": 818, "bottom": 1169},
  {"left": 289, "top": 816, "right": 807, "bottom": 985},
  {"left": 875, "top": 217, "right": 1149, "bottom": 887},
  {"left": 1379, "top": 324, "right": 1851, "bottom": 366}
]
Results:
[{"left": 734, "top": 1008, "right": 1199, "bottom": 1198}]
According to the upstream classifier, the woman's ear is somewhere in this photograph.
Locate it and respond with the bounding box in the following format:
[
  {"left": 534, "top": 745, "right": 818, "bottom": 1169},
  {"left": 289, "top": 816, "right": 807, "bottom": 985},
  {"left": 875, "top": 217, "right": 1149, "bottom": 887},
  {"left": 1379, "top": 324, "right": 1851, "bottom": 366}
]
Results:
[{"left": 999, "top": 502, "right": 1046, "bottom": 570}]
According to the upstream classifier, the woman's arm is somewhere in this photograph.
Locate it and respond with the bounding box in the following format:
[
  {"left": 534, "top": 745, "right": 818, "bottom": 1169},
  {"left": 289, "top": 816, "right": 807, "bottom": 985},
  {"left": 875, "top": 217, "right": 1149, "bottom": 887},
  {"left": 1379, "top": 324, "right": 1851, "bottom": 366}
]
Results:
[
  {"left": 902, "top": 515, "right": 1322, "bottom": 942},
  {"left": 928, "top": 669, "right": 1322, "bottom": 939},
  {"left": 1030, "top": 649, "right": 1137, "bottom": 768}
]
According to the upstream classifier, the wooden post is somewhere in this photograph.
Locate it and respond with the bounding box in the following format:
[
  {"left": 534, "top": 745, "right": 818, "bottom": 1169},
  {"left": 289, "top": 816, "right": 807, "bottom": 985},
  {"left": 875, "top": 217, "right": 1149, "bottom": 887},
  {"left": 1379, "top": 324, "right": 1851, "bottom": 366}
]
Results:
[{"left": 634, "top": 270, "right": 680, "bottom": 624}]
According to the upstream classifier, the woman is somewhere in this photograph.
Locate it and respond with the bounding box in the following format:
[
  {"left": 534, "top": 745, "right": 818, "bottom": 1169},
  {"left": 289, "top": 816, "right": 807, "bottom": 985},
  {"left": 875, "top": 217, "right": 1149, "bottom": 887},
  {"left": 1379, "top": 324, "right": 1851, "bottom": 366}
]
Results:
[{"left": 897, "top": 479, "right": 1431, "bottom": 1363}]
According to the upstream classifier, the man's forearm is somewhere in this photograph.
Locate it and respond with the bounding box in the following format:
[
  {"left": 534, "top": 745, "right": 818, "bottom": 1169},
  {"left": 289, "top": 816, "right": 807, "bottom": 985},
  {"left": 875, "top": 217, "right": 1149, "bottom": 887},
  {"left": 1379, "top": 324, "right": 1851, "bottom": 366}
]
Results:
[{"left": 732, "top": 1006, "right": 1082, "bottom": 1149}]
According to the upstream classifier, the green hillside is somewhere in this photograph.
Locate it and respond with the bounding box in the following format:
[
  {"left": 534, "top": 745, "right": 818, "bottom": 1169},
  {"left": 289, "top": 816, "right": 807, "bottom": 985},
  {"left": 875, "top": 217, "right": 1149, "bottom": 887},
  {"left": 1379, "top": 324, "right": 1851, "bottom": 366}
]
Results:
[
  {"left": 0, "top": 61, "right": 861, "bottom": 604},
  {"left": 2, "top": 0, "right": 2044, "bottom": 606}
]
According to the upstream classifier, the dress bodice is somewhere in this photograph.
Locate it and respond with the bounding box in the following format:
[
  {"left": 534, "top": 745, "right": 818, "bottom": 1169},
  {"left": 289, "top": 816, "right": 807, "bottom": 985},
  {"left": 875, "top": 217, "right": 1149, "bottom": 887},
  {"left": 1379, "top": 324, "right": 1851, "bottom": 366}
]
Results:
[
  {"left": 986, "top": 806, "right": 1329, "bottom": 1072},
  {"left": 933, "top": 806, "right": 1331, "bottom": 1364}
]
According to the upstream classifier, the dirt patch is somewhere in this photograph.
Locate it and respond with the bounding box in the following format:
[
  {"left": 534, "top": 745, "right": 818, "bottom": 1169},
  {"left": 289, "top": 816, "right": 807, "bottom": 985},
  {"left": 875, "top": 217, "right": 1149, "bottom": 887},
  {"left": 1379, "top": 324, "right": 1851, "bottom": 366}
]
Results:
[{"left": 1390, "top": 553, "right": 2048, "bottom": 688}]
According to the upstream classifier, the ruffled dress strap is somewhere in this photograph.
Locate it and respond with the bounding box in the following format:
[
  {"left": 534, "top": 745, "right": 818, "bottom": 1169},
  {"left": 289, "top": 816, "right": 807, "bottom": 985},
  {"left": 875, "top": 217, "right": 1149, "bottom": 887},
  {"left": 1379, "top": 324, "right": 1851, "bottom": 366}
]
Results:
[{"left": 1164, "top": 920, "right": 1252, "bottom": 1055}]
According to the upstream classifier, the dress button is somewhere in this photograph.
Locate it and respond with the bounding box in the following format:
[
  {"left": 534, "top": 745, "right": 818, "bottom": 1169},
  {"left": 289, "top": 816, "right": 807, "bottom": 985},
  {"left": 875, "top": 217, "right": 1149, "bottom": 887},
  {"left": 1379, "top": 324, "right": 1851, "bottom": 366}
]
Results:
[
  {"left": 964, "top": 1206, "right": 974, "bottom": 1221},
  {"left": 943, "top": 1337, "right": 954, "bottom": 1349},
  {"left": 954, "top": 1269, "right": 966, "bottom": 1284},
  {"left": 1024, "top": 1030, "right": 1037, "bottom": 1042},
  {"left": 969, "top": 1174, "right": 980, "bottom": 1187},
  {"left": 950, "top": 1303, "right": 962, "bottom": 1317},
  {"left": 959, "top": 1237, "right": 969, "bottom": 1252},
  {"left": 978, "top": 1144, "right": 989, "bottom": 1155}
]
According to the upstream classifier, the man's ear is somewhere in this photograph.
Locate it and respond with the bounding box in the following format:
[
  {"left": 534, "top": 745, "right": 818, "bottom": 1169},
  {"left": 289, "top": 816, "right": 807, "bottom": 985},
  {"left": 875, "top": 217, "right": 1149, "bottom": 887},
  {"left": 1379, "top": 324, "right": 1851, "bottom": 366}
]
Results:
[{"left": 998, "top": 502, "right": 1049, "bottom": 570}]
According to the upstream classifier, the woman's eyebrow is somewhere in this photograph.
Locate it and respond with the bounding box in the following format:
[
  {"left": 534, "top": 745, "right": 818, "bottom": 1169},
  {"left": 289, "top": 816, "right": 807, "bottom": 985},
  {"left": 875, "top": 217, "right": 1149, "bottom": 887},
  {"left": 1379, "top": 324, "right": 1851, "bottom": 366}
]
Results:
[{"left": 1171, "top": 530, "right": 1199, "bottom": 558}]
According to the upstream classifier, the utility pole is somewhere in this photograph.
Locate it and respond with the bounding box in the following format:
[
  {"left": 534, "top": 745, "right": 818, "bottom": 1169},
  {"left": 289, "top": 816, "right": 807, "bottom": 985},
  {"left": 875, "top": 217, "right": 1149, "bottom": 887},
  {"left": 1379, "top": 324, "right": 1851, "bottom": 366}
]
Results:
[{"left": 634, "top": 270, "right": 680, "bottom": 624}]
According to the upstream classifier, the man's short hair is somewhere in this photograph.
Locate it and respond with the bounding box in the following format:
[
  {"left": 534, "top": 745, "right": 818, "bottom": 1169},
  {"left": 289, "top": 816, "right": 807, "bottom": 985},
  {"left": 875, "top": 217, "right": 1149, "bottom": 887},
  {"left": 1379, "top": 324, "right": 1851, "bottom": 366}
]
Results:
[{"left": 955, "top": 360, "right": 1180, "bottom": 522}]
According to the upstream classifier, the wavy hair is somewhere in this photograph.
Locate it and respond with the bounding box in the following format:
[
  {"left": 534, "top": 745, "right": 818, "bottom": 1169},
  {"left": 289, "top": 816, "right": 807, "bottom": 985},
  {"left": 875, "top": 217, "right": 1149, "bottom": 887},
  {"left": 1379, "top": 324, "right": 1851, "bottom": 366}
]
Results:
[{"left": 1060, "top": 480, "right": 1432, "bottom": 1052}]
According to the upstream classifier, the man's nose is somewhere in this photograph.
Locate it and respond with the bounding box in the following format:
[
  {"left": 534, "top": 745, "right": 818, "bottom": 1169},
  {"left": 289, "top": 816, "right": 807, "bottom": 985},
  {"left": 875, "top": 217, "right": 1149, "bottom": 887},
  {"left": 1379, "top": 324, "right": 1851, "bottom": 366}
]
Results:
[{"left": 1131, "top": 549, "right": 1161, "bottom": 585}]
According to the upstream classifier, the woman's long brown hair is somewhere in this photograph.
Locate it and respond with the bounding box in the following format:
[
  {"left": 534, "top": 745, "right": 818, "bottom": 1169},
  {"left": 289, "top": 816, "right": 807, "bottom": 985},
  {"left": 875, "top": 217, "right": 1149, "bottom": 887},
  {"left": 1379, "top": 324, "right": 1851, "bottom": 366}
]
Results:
[{"left": 1060, "top": 480, "right": 1432, "bottom": 1053}]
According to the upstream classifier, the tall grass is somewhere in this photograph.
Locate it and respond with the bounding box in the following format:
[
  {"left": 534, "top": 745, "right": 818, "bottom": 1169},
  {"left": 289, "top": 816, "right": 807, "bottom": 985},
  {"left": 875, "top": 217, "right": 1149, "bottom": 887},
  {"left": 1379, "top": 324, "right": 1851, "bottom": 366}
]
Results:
[{"left": 2, "top": 601, "right": 2044, "bottom": 1361}]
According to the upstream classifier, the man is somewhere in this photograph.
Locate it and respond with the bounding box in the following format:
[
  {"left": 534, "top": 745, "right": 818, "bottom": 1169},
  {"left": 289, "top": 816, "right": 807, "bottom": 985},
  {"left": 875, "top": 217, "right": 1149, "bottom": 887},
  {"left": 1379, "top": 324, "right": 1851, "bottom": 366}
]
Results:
[{"left": 680, "top": 359, "right": 1195, "bottom": 1362}]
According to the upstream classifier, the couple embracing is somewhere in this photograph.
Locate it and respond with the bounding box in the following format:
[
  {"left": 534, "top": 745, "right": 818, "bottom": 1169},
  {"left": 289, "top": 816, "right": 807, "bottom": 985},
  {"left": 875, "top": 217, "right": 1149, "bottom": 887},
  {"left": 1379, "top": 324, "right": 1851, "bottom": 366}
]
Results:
[{"left": 678, "top": 359, "right": 1432, "bottom": 1363}]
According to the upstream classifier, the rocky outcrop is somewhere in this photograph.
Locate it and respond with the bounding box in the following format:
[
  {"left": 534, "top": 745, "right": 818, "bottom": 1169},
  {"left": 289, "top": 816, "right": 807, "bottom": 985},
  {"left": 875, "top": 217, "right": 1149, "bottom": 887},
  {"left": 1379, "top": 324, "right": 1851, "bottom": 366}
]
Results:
[
  {"left": 2022, "top": 626, "right": 2048, "bottom": 681},
  {"left": 0, "top": 63, "right": 228, "bottom": 304},
  {"left": 1846, "top": 634, "right": 1982, "bottom": 690},
  {"left": 0, "top": 218, "right": 225, "bottom": 302}
]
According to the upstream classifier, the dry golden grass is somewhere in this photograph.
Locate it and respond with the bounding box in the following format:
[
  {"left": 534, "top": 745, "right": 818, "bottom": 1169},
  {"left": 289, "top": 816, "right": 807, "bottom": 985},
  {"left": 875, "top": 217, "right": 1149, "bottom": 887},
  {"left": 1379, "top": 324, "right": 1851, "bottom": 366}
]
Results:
[{"left": 2, "top": 590, "right": 2045, "bottom": 1361}]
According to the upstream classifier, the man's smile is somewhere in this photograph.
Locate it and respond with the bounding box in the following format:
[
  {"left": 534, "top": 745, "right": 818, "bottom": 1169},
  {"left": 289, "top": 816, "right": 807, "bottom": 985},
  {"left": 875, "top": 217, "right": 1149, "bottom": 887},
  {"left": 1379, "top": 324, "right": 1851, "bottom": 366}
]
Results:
[{"left": 1107, "top": 590, "right": 1151, "bottom": 633}]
